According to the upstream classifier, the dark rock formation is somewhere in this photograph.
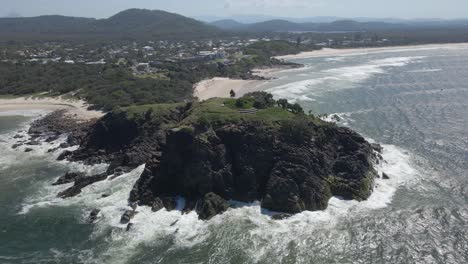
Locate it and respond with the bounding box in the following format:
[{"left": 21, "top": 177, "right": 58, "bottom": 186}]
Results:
[
  {"left": 28, "top": 110, "right": 96, "bottom": 145},
  {"left": 195, "top": 193, "right": 229, "bottom": 220},
  {"left": 12, "top": 143, "right": 23, "bottom": 149},
  {"left": 151, "top": 197, "right": 165, "bottom": 212},
  {"left": 24, "top": 148, "right": 33, "bottom": 152},
  {"left": 371, "top": 143, "right": 383, "bottom": 154},
  {"left": 120, "top": 210, "right": 136, "bottom": 224},
  {"left": 26, "top": 140, "right": 40, "bottom": 146},
  {"left": 53, "top": 172, "right": 85, "bottom": 185},
  {"left": 88, "top": 209, "right": 101, "bottom": 223},
  {"left": 271, "top": 213, "right": 292, "bottom": 220},
  {"left": 62, "top": 109, "right": 180, "bottom": 173},
  {"left": 130, "top": 120, "right": 378, "bottom": 218},
  {"left": 40, "top": 101, "right": 378, "bottom": 220},
  {"left": 382, "top": 172, "right": 390, "bottom": 180},
  {"left": 57, "top": 173, "right": 108, "bottom": 198}
]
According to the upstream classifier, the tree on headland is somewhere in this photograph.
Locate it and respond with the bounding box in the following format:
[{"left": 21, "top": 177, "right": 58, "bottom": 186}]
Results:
[
  {"left": 290, "top": 103, "right": 304, "bottom": 114},
  {"left": 277, "top": 99, "right": 288, "bottom": 109},
  {"left": 230, "top": 89, "right": 236, "bottom": 98}
]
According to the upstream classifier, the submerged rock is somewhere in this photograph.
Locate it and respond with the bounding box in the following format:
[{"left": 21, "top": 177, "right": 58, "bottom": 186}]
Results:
[
  {"left": 88, "top": 209, "right": 101, "bottom": 223},
  {"left": 271, "top": 213, "right": 292, "bottom": 220},
  {"left": 382, "top": 172, "right": 390, "bottom": 180},
  {"left": 24, "top": 148, "right": 33, "bottom": 152}
]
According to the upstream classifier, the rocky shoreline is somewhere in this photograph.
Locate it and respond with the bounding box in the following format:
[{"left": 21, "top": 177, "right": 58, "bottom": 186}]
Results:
[{"left": 14, "top": 100, "right": 385, "bottom": 224}]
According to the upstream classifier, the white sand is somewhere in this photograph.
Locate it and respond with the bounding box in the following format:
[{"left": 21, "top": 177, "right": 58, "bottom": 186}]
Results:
[
  {"left": 0, "top": 96, "right": 104, "bottom": 121},
  {"left": 275, "top": 43, "right": 468, "bottom": 60},
  {"left": 194, "top": 77, "right": 268, "bottom": 101}
]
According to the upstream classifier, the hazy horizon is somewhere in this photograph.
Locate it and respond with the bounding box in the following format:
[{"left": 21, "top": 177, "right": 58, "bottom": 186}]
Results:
[{"left": 1, "top": 0, "right": 468, "bottom": 20}]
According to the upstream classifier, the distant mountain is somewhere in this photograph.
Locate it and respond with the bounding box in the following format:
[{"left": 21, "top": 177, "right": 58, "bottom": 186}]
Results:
[
  {"left": 209, "top": 19, "right": 245, "bottom": 30},
  {"left": 0, "top": 9, "right": 221, "bottom": 41},
  {"left": 0, "top": 15, "right": 95, "bottom": 33},
  {"left": 209, "top": 18, "right": 468, "bottom": 33}
]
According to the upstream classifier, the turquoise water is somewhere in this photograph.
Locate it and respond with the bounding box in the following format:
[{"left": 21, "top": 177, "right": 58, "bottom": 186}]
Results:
[{"left": 0, "top": 45, "right": 467, "bottom": 263}]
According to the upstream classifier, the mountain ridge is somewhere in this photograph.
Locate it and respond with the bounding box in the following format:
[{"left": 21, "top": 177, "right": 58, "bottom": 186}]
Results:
[{"left": 0, "top": 9, "right": 222, "bottom": 40}]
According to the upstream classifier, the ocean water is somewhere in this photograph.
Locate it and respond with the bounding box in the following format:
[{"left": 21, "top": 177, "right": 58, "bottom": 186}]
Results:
[{"left": 0, "top": 45, "right": 467, "bottom": 263}]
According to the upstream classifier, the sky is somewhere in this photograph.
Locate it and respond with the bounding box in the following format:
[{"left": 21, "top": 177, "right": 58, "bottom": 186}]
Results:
[{"left": 1, "top": 0, "right": 467, "bottom": 20}]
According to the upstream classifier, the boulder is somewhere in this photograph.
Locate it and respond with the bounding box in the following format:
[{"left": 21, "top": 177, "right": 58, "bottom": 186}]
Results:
[
  {"left": 88, "top": 209, "right": 101, "bottom": 223},
  {"left": 196, "top": 193, "right": 229, "bottom": 220},
  {"left": 12, "top": 143, "right": 23, "bottom": 149},
  {"left": 26, "top": 141, "right": 40, "bottom": 146},
  {"left": 371, "top": 143, "right": 383, "bottom": 153},
  {"left": 151, "top": 197, "right": 164, "bottom": 212},
  {"left": 24, "top": 148, "right": 33, "bottom": 153},
  {"left": 126, "top": 223, "right": 134, "bottom": 232},
  {"left": 120, "top": 210, "right": 136, "bottom": 224},
  {"left": 59, "top": 143, "right": 70, "bottom": 149},
  {"left": 382, "top": 172, "right": 390, "bottom": 180}
]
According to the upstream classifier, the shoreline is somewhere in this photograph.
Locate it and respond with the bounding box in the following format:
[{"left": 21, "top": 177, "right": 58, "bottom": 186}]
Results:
[
  {"left": 275, "top": 42, "right": 468, "bottom": 60},
  {"left": 193, "top": 66, "right": 295, "bottom": 101},
  {"left": 194, "top": 43, "right": 468, "bottom": 101},
  {"left": 0, "top": 96, "right": 104, "bottom": 121}
]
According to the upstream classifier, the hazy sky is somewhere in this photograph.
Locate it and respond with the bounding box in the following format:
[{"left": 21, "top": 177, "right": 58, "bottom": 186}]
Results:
[{"left": 1, "top": 0, "right": 467, "bottom": 19}]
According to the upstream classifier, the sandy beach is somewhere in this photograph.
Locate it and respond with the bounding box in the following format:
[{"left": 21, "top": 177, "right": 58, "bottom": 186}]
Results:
[
  {"left": 194, "top": 77, "right": 269, "bottom": 101},
  {"left": 275, "top": 43, "right": 468, "bottom": 60},
  {"left": 0, "top": 96, "right": 104, "bottom": 121}
]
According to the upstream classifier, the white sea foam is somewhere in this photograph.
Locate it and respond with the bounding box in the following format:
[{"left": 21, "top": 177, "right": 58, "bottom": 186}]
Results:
[
  {"left": 0, "top": 109, "right": 50, "bottom": 117},
  {"left": 5, "top": 110, "right": 420, "bottom": 263},
  {"left": 408, "top": 68, "right": 443, "bottom": 73},
  {"left": 325, "top": 57, "right": 346, "bottom": 62},
  {"left": 267, "top": 56, "right": 425, "bottom": 101},
  {"left": 13, "top": 133, "right": 420, "bottom": 264}
]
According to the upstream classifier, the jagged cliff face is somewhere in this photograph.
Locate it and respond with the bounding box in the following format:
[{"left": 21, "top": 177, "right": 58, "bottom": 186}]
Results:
[
  {"left": 56, "top": 99, "right": 378, "bottom": 220},
  {"left": 130, "top": 120, "right": 378, "bottom": 217}
]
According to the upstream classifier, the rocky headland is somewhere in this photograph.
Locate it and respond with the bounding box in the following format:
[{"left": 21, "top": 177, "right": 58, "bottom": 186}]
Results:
[{"left": 22, "top": 93, "right": 382, "bottom": 221}]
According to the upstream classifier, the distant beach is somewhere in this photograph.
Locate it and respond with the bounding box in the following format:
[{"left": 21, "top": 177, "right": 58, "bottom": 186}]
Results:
[
  {"left": 0, "top": 96, "right": 104, "bottom": 120},
  {"left": 274, "top": 43, "right": 468, "bottom": 60}
]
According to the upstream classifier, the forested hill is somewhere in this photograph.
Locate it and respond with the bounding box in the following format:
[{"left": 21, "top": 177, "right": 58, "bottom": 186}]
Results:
[
  {"left": 210, "top": 18, "right": 468, "bottom": 32},
  {"left": 0, "top": 9, "right": 222, "bottom": 40}
]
